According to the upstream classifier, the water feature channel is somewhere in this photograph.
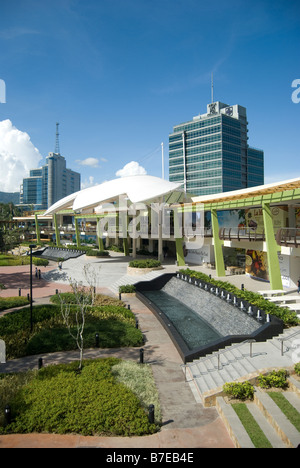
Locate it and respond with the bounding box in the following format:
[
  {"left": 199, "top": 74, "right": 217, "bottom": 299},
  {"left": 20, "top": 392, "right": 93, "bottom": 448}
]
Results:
[{"left": 136, "top": 274, "right": 283, "bottom": 363}]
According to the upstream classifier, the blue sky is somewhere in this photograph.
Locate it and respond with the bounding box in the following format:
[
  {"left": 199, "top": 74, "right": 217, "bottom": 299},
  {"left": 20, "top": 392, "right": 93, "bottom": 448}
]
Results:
[{"left": 0, "top": 0, "right": 299, "bottom": 192}]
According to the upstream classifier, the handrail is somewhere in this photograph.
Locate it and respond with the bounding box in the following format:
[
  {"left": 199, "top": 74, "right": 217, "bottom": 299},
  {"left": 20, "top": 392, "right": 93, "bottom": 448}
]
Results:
[
  {"left": 219, "top": 227, "right": 265, "bottom": 242},
  {"left": 277, "top": 329, "right": 300, "bottom": 356},
  {"left": 182, "top": 339, "right": 256, "bottom": 380}
]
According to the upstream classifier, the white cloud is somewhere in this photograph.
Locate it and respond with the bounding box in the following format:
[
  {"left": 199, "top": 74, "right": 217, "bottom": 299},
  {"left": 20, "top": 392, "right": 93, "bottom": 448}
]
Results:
[
  {"left": 116, "top": 161, "right": 147, "bottom": 178},
  {"left": 81, "top": 176, "right": 98, "bottom": 189},
  {"left": 0, "top": 119, "right": 42, "bottom": 192},
  {"left": 76, "top": 157, "right": 100, "bottom": 168}
]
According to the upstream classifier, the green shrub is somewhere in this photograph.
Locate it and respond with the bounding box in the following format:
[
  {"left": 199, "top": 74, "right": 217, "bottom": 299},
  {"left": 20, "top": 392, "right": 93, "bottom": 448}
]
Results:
[
  {"left": 0, "top": 297, "right": 30, "bottom": 311},
  {"left": 119, "top": 285, "right": 136, "bottom": 294},
  {"left": 0, "top": 359, "right": 157, "bottom": 436},
  {"left": 257, "top": 369, "right": 288, "bottom": 389},
  {"left": 129, "top": 259, "right": 161, "bottom": 268},
  {"left": 32, "top": 257, "right": 49, "bottom": 266},
  {"left": 294, "top": 363, "right": 300, "bottom": 377},
  {"left": 86, "top": 249, "right": 109, "bottom": 257},
  {"left": 112, "top": 361, "right": 162, "bottom": 424},
  {"left": 223, "top": 381, "right": 254, "bottom": 400}
]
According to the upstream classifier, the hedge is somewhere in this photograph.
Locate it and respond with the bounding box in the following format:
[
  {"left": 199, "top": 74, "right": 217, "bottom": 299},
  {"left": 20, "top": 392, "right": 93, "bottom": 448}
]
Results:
[{"left": 129, "top": 259, "right": 161, "bottom": 268}]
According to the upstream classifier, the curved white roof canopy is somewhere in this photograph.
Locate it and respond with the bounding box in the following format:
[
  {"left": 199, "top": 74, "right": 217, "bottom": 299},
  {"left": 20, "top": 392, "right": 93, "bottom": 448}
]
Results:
[{"left": 44, "top": 175, "right": 184, "bottom": 215}]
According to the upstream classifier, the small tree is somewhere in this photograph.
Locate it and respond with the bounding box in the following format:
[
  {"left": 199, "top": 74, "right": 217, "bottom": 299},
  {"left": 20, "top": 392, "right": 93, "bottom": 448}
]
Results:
[{"left": 59, "top": 280, "right": 93, "bottom": 371}]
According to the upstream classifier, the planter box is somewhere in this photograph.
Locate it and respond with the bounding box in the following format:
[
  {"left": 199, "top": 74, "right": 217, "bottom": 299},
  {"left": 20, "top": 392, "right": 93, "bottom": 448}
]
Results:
[{"left": 127, "top": 266, "right": 163, "bottom": 276}]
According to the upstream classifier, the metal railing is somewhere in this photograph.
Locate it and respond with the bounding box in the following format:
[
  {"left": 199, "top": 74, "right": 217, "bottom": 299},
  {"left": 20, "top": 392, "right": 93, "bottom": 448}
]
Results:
[
  {"left": 276, "top": 228, "right": 300, "bottom": 248},
  {"left": 182, "top": 339, "right": 256, "bottom": 381},
  {"left": 277, "top": 329, "right": 300, "bottom": 356},
  {"left": 219, "top": 227, "right": 265, "bottom": 242}
]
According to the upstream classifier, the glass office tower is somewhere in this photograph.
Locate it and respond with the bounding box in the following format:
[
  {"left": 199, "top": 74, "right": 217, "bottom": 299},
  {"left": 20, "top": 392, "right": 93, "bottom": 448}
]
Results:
[
  {"left": 169, "top": 101, "right": 264, "bottom": 196},
  {"left": 20, "top": 152, "right": 80, "bottom": 210}
]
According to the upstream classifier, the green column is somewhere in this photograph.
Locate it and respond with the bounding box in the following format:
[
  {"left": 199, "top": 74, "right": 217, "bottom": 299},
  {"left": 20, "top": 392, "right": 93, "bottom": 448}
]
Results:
[
  {"left": 54, "top": 214, "right": 61, "bottom": 247},
  {"left": 96, "top": 217, "right": 104, "bottom": 251},
  {"left": 34, "top": 213, "right": 40, "bottom": 244},
  {"left": 123, "top": 238, "right": 129, "bottom": 256},
  {"left": 262, "top": 202, "right": 283, "bottom": 290},
  {"left": 173, "top": 207, "right": 185, "bottom": 267},
  {"left": 75, "top": 218, "right": 81, "bottom": 248},
  {"left": 211, "top": 209, "right": 225, "bottom": 277}
]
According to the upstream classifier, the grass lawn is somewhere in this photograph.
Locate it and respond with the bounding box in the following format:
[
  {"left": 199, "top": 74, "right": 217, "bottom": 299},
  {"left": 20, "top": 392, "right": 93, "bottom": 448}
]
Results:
[
  {"left": 231, "top": 403, "right": 272, "bottom": 448},
  {"left": 0, "top": 358, "right": 160, "bottom": 436},
  {"left": 268, "top": 392, "right": 300, "bottom": 432}
]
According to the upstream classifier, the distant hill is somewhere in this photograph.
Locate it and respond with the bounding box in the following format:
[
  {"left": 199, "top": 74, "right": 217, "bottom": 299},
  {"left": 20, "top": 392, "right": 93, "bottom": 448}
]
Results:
[{"left": 0, "top": 192, "right": 20, "bottom": 204}]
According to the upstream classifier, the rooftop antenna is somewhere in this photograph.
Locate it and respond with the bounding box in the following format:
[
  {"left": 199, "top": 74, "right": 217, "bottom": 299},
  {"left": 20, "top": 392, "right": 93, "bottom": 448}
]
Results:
[
  {"left": 55, "top": 122, "right": 60, "bottom": 154},
  {"left": 211, "top": 72, "right": 214, "bottom": 103}
]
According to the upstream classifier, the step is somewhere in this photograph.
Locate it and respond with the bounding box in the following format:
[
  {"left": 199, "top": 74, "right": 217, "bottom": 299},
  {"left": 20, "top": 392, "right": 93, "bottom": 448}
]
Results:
[
  {"left": 284, "top": 391, "right": 300, "bottom": 413},
  {"left": 254, "top": 388, "right": 300, "bottom": 448},
  {"left": 215, "top": 397, "right": 255, "bottom": 448},
  {"left": 246, "top": 402, "right": 287, "bottom": 448}
]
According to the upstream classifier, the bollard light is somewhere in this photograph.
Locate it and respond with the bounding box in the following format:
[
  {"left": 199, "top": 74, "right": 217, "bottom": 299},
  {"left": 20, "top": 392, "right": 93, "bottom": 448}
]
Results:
[
  {"left": 19, "top": 288, "right": 21, "bottom": 296},
  {"left": 148, "top": 404, "right": 155, "bottom": 424},
  {"left": 127, "top": 304, "right": 131, "bottom": 310},
  {"left": 140, "top": 348, "right": 144, "bottom": 364},
  {"left": 38, "top": 357, "right": 43, "bottom": 369},
  {"left": 4, "top": 405, "right": 11, "bottom": 425},
  {"left": 95, "top": 333, "right": 100, "bottom": 348},
  {"left": 135, "top": 319, "right": 139, "bottom": 329}
]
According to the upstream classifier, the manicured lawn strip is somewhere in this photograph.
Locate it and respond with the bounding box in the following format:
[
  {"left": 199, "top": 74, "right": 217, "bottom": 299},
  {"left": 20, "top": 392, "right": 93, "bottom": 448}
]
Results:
[
  {"left": 0, "top": 359, "right": 158, "bottom": 436},
  {"left": 231, "top": 403, "right": 272, "bottom": 448},
  {"left": 268, "top": 392, "right": 300, "bottom": 431}
]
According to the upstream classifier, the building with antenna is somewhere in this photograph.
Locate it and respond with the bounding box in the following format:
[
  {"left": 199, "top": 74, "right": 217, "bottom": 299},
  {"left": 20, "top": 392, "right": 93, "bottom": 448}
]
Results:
[
  {"left": 169, "top": 101, "right": 264, "bottom": 196},
  {"left": 19, "top": 124, "right": 80, "bottom": 210}
]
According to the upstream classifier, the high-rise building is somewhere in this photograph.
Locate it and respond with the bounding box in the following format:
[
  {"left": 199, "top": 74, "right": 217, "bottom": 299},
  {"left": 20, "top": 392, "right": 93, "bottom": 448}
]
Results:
[
  {"left": 169, "top": 101, "right": 264, "bottom": 196},
  {"left": 20, "top": 152, "right": 80, "bottom": 210},
  {"left": 20, "top": 125, "right": 80, "bottom": 210}
]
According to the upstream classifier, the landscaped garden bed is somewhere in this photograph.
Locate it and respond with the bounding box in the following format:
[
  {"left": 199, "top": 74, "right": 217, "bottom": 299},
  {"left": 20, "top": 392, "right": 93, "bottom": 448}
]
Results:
[
  {"left": 0, "top": 289, "right": 162, "bottom": 437},
  {"left": 127, "top": 259, "right": 163, "bottom": 275},
  {"left": 0, "top": 358, "right": 160, "bottom": 436},
  {"left": 0, "top": 293, "right": 143, "bottom": 360}
]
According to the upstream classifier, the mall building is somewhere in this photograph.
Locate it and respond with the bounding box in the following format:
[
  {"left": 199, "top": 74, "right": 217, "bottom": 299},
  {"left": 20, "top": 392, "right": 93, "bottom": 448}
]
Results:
[{"left": 14, "top": 175, "right": 300, "bottom": 292}]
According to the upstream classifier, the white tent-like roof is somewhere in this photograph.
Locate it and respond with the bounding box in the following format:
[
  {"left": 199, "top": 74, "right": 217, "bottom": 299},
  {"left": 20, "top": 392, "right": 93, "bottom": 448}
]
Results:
[{"left": 44, "top": 175, "right": 184, "bottom": 215}]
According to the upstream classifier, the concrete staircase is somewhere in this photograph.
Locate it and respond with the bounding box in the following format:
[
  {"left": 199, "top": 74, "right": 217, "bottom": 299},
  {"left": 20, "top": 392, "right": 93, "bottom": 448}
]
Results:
[
  {"left": 185, "top": 326, "right": 300, "bottom": 404},
  {"left": 185, "top": 326, "right": 300, "bottom": 448},
  {"left": 216, "top": 380, "right": 300, "bottom": 448}
]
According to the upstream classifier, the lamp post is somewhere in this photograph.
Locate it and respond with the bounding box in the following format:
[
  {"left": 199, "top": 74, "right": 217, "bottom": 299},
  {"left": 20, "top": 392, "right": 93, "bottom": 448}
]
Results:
[{"left": 29, "top": 244, "right": 36, "bottom": 332}]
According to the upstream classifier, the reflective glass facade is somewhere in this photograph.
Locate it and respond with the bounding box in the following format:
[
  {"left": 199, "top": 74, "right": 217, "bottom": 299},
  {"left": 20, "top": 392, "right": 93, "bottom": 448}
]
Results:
[
  {"left": 20, "top": 152, "right": 80, "bottom": 209},
  {"left": 169, "top": 102, "right": 264, "bottom": 196}
]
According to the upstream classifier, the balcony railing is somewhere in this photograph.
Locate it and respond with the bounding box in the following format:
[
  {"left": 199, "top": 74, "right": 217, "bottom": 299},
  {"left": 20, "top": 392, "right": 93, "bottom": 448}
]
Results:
[
  {"left": 219, "top": 227, "right": 265, "bottom": 242},
  {"left": 276, "top": 228, "right": 300, "bottom": 248}
]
